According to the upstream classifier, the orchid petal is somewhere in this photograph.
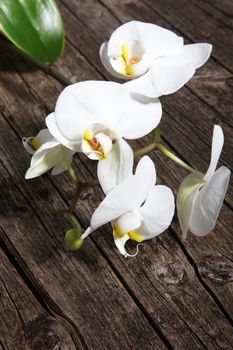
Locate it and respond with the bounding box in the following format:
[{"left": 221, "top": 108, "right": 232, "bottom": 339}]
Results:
[
  {"left": 100, "top": 42, "right": 127, "bottom": 79},
  {"left": 82, "top": 226, "right": 92, "bottom": 239},
  {"left": 177, "top": 172, "right": 204, "bottom": 238},
  {"left": 22, "top": 129, "right": 52, "bottom": 154},
  {"left": 107, "top": 21, "right": 183, "bottom": 59},
  {"left": 30, "top": 139, "right": 60, "bottom": 166},
  {"left": 140, "top": 185, "right": 175, "bottom": 239},
  {"left": 125, "top": 63, "right": 195, "bottom": 98},
  {"left": 89, "top": 175, "right": 140, "bottom": 231},
  {"left": 118, "top": 94, "right": 162, "bottom": 138},
  {"left": 90, "top": 157, "right": 155, "bottom": 231},
  {"left": 156, "top": 43, "right": 212, "bottom": 69},
  {"left": 25, "top": 150, "right": 56, "bottom": 179},
  {"left": 204, "top": 125, "right": 224, "bottom": 181},
  {"left": 55, "top": 81, "right": 129, "bottom": 142},
  {"left": 135, "top": 155, "right": 156, "bottom": 184},
  {"left": 95, "top": 133, "right": 113, "bottom": 154},
  {"left": 25, "top": 139, "right": 73, "bottom": 179},
  {"left": 22, "top": 137, "right": 35, "bottom": 155},
  {"left": 51, "top": 148, "right": 73, "bottom": 175},
  {"left": 189, "top": 166, "right": 231, "bottom": 236},
  {"left": 97, "top": 139, "right": 133, "bottom": 194},
  {"left": 46, "top": 113, "right": 81, "bottom": 152},
  {"left": 113, "top": 212, "right": 141, "bottom": 234},
  {"left": 113, "top": 234, "right": 130, "bottom": 257}
]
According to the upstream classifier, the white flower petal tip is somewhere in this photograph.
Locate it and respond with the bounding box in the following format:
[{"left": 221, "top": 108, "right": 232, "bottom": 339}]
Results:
[
  {"left": 204, "top": 125, "right": 224, "bottom": 181},
  {"left": 177, "top": 125, "right": 230, "bottom": 238},
  {"left": 186, "top": 43, "right": 212, "bottom": 69},
  {"left": 81, "top": 227, "right": 92, "bottom": 239},
  {"left": 100, "top": 21, "right": 211, "bottom": 97}
]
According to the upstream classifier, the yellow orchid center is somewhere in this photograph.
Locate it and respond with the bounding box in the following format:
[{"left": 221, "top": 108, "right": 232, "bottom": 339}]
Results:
[
  {"left": 84, "top": 129, "right": 107, "bottom": 160},
  {"left": 121, "top": 43, "right": 140, "bottom": 76},
  {"left": 31, "top": 137, "right": 41, "bottom": 150},
  {"left": 114, "top": 225, "right": 143, "bottom": 243},
  {"left": 128, "top": 230, "right": 143, "bottom": 243}
]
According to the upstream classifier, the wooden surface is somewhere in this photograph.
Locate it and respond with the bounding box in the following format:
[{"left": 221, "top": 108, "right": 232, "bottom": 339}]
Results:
[{"left": 0, "top": 0, "right": 233, "bottom": 349}]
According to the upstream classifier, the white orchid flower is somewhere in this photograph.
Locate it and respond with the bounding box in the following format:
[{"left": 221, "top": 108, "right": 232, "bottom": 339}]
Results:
[
  {"left": 177, "top": 125, "right": 231, "bottom": 239},
  {"left": 81, "top": 156, "right": 175, "bottom": 257},
  {"left": 47, "top": 80, "right": 162, "bottom": 193},
  {"left": 100, "top": 21, "right": 212, "bottom": 98},
  {"left": 23, "top": 128, "right": 73, "bottom": 179}
]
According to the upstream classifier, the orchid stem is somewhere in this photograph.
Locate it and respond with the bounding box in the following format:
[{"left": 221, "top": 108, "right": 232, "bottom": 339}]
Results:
[
  {"left": 134, "top": 140, "right": 196, "bottom": 173},
  {"left": 156, "top": 143, "right": 197, "bottom": 173},
  {"left": 5, "top": 39, "right": 73, "bottom": 87},
  {"left": 134, "top": 141, "right": 157, "bottom": 157},
  {"left": 39, "top": 64, "right": 72, "bottom": 86},
  {"left": 68, "top": 166, "right": 78, "bottom": 184}
]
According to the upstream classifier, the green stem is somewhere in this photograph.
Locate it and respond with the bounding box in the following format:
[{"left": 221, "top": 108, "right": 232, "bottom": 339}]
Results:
[
  {"left": 68, "top": 166, "right": 78, "bottom": 184},
  {"left": 39, "top": 63, "right": 72, "bottom": 86},
  {"left": 134, "top": 141, "right": 196, "bottom": 173},
  {"left": 69, "top": 214, "right": 82, "bottom": 230},
  {"left": 156, "top": 143, "right": 197, "bottom": 173},
  {"left": 5, "top": 40, "right": 73, "bottom": 86},
  {"left": 134, "top": 141, "right": 157, "bottom": 157}
]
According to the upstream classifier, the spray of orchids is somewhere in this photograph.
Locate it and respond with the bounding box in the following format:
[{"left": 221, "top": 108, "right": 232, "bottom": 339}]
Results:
[{"left": 23, "top": 21, "right": 230, "bottom": 257}]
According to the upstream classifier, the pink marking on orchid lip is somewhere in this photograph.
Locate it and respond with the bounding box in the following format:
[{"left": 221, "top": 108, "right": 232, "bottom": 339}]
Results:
[{"left": 129, "top": 57, "right": 140, "bottom": 65}]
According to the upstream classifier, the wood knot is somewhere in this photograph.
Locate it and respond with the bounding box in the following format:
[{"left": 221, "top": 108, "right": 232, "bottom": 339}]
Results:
[
  {"left": 157, "top": 262, "right": 185, "bottom": 285},
  {"left": 199, "top": 254, "right": 233, "bottom": 285},
  {"left": 25, "top": 313, "right": 62, "bottom": 350},
  {"left": 80, "top": 188, "right": 93, "bottom": 200}
]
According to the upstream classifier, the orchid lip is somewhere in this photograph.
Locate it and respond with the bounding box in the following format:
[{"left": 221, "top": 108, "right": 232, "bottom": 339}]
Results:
[
  {"left": 109, "top": 41, "right": 151, "bottom": 77},
  {"left": 82, "top": 126, "right": 115, "bottom": 160}
]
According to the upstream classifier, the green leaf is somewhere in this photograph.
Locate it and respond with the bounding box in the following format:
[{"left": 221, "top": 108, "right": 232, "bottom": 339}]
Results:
[
  {"left": 65, "top": 228, "right": 84, "bottom": 251},
  {"left": 0, "top": 0, "right": 64, "bottom": 64}
]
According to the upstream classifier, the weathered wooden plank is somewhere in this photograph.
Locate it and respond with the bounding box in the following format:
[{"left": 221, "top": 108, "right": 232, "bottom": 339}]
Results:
[
  {"left": 0, "top": 0, "right": 232, "bottom": 347},
  {"left": 142, "top": 0, "right": 233, "bottom": 72},
  {"left": 190, "top": 0, "right": 233, "bottom": 29},
  {"left": 2, "top": 32, "right": 233, "bottom": 350},
  {"left": 0, "top": 68, "right": 166, "bottom": 350},
  {"left": 202, "top": 0, "right": 233, "bottom": 20},
  {"left": 2, "top": 100, "right": 233, "bottom": 349},
  {"left": 0, "top": 246, "right": 77, "bottom": 350}
]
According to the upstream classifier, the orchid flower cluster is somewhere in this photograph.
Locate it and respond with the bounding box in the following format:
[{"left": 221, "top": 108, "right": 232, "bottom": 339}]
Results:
[{"left": 23, "top": 21, "right": 231, "bottom": 257}]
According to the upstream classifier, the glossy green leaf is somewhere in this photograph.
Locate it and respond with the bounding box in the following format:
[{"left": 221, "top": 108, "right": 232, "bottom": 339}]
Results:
[
  {"left": 65, "top": 228, "right": 84, "bottom": 251},
  {"left": 0, "top": 0, "right": 64, "bottom": 64}
]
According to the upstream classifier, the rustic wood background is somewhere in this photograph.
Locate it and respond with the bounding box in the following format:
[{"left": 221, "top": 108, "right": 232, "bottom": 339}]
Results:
[{"left": 0, "top": 0, "right": 233, "bottom": 349}]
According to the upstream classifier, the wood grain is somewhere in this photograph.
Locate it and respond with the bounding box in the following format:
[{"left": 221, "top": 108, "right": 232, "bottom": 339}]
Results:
[
  {"left": 0, "top": 0, "right": 233, "bottom": 348},
  {"left": 0, "top": 246, "right": 77, "bottom": 349}
]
